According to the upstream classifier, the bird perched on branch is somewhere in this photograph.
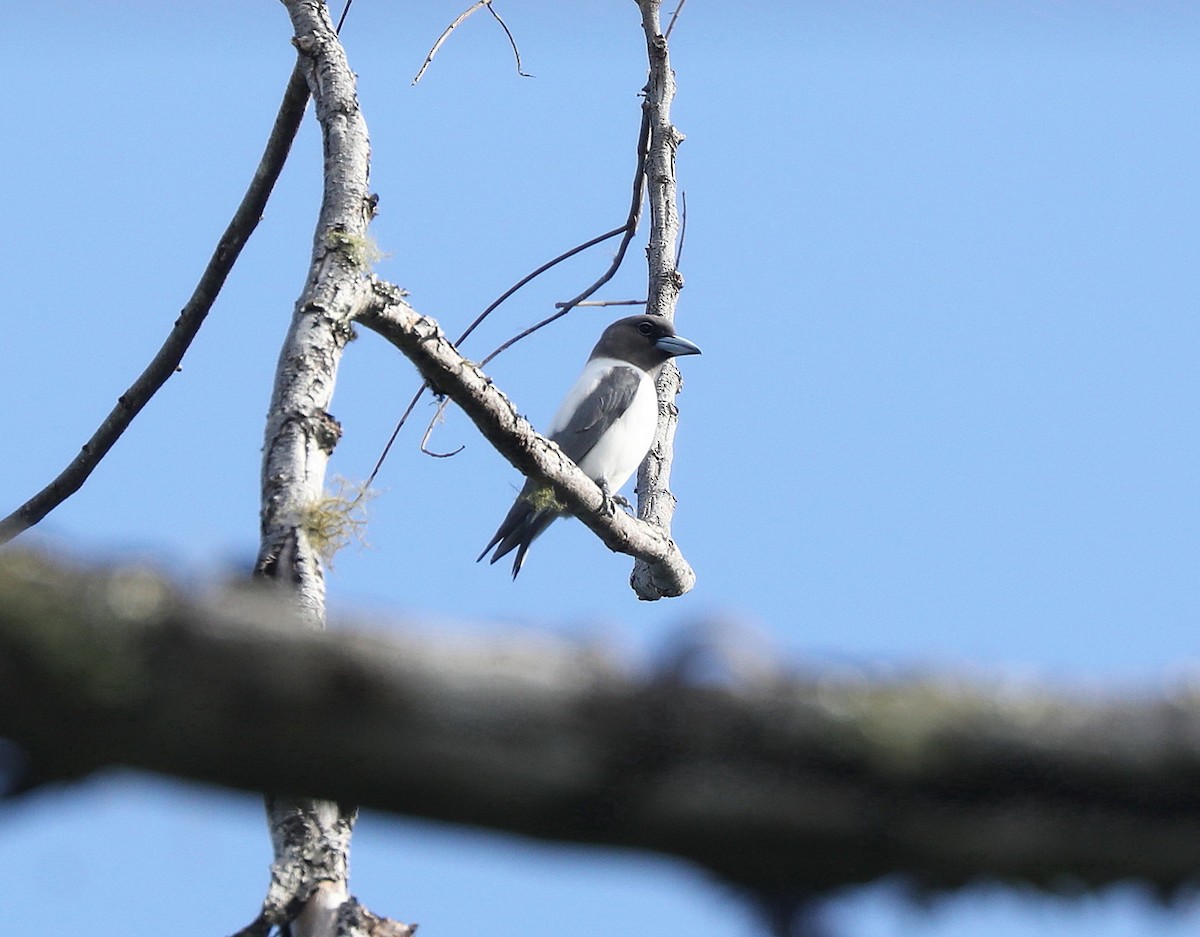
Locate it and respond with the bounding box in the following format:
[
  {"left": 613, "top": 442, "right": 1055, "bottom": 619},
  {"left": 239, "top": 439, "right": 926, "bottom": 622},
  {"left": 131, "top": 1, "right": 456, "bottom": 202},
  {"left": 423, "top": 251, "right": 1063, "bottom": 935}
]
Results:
[{"left": 478, "top": 314, "right": 702, "bottom": 578}]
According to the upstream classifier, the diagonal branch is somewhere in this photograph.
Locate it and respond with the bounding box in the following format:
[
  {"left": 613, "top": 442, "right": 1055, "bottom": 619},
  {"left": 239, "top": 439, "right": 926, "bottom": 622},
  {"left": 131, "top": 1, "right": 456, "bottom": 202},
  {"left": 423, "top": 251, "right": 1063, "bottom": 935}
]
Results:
[
  {"left": 412, "top": 0, "right": 530, "bottom": 85},
  {"left": 413, "top": 110, "right": 653, "bottom": 459},
  {"left": 355, "top": 285, "right": 696, "bottom": 597},
  {"left": 370, "top": 105, "right": 652, "bottom": 483},
  {"left": 0, "top": 64, "right": 311, "bottom": 546},
  {"left": 365, "top": 222, "right": 629, "bottom": 484}
]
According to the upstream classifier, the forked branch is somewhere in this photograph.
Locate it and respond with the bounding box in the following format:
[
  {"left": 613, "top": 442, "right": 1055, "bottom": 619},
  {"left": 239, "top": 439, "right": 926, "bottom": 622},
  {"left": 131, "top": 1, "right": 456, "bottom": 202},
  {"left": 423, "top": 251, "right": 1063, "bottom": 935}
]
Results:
[{"left": 412, "top": 0, "right": 530, "bottom": 85}]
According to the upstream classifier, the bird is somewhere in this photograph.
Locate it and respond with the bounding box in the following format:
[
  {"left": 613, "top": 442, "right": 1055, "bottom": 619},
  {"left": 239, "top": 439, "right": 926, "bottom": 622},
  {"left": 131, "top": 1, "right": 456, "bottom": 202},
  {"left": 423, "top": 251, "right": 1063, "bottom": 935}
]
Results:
[{"left": 478, "top": 314, "right": 702, "bottom": 578}]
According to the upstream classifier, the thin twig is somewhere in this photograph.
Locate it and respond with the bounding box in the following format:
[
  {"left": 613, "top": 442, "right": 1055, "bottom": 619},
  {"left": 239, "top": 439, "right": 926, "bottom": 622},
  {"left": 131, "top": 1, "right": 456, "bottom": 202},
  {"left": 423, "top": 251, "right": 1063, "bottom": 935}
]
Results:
[
  {"left": 485, "top": 2, "right": 532, "bottom": 78},
  {"left": 411, "top": 108, "right": 653, "bottom": 457},
  {"left": 419, "top": 399, "right": 458, "bottom": 457},
  {"left": 413, "top": 1, "right": 487, "bottom": 85},
  {"left": 554, "top": 299, "right": 646, "bottom": 308},
  {"left": 0, "top": 64, "right": 312, "bottom": 546},
  {"left": 477, "top": 106, "right": 652, "bottom": 370},
  {"left": 454, "top": 225, "right": 630, "bottom": 350},
  {"left": 335, "top": 0, "right": 353, "bottom": 33},
  {"left": 419, "top": 408, "right": 464, "bottom": 459},
  {"left": 361, "top": 388, "right": 427, "bottom": 491},
  {"left": 413, "top": 0, "right": 531, "bottom": 84},
  {"left": 359, "top": 224, "right": 628, "bottom": 488},
  {"left": 664, "top": 0, "right": 689, "bottom": 40},
  {"left": 676, "top": 190, "right": 687, "bottom": 266}
]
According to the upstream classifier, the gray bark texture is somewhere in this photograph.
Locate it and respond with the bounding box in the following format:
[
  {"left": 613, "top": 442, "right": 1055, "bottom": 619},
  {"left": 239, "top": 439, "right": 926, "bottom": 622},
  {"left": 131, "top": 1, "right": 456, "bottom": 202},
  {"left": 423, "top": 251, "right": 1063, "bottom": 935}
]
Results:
[
  {"left": 4, "top": 548, "right": 1200, "bottom": 900},
  {"left": 631, "top": 0, "right": 694, "bottom": 598},
  {"left": 252, "top": 3, "right": 409, "bottom": 935}
]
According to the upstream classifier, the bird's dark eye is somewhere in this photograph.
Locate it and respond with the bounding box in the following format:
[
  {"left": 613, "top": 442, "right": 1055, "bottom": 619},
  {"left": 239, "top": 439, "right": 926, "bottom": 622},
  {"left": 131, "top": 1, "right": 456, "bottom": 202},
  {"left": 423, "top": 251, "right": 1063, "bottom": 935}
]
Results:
[{"left": 637, "top": 322, "right": 654, "bottom": 336}]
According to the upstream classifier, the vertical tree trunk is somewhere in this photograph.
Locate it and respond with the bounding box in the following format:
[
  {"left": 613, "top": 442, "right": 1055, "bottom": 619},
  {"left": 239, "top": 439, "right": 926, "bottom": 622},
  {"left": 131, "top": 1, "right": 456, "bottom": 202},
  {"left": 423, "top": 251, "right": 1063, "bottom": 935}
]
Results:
[
  {"left": 247, "top": 3, "right": 381, "bottom": 935},
  {"left": 632, "top": 0, "right": 694, "bottom": 599}
]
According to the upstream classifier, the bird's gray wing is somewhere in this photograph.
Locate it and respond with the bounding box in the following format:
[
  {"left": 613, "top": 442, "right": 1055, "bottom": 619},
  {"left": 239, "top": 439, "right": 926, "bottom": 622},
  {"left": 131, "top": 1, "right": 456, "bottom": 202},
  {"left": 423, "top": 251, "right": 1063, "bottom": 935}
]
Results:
[
  {"left": 477, "top": 364, "right": 642, "bottom": 578},
  {"left": 550, "top": 365, "right": 642, "bottom": 464}
]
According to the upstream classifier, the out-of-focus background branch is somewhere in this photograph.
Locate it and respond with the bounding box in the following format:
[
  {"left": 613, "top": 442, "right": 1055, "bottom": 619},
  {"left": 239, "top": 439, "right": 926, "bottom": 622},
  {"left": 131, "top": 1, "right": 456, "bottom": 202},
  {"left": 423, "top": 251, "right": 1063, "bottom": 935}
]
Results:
[{"left": 5, "top": 549, "right": 1200, "bottom": 898}]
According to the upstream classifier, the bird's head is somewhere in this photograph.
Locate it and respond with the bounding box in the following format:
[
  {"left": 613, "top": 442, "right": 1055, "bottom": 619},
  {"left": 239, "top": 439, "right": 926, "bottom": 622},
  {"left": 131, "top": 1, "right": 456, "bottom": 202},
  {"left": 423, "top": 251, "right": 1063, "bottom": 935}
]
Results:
[{"left": 593, "top": 314, "right": 703, "bottom": 370}]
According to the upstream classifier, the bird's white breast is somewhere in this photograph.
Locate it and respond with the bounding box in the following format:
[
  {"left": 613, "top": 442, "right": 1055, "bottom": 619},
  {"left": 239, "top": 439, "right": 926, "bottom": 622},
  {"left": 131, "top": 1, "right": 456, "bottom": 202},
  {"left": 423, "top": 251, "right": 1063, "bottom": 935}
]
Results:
[{"left": 547, "top": 356, "right": 658, "bottom": 493}]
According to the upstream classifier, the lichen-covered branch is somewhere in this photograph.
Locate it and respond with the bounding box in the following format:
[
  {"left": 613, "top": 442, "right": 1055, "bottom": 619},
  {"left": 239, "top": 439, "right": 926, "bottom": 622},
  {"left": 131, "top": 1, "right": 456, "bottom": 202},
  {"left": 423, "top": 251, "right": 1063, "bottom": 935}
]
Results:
[
  {"left": 253, "top": 3, "right": 407, "bottom": 936},
  {"left": 259, "top": 1, "right": 376, "bottom": 604},
  {"left": 5, "top": 550, "right": 1200, "bottom": 899},
  {"left": 355, "top": 284, "right": 696, "bottom": 596},
  {"left": 631, "top": 0, "right": 693, "bottom": 598}
]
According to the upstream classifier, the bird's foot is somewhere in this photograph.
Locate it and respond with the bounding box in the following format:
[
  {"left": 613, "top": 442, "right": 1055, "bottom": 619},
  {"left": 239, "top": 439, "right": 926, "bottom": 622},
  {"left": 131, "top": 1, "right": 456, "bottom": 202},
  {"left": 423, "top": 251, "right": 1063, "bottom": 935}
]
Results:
[{"left": 599, "top": 482, "right": 634, "bottom": 517}]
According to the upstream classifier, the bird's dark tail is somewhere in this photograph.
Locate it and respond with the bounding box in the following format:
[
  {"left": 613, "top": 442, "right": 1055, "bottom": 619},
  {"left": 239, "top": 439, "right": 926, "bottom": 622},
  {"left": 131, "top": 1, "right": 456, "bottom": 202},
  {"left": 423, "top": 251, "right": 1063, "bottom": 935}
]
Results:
[{"left": 477, "top": 488, "right": 560, "bottom": 578}]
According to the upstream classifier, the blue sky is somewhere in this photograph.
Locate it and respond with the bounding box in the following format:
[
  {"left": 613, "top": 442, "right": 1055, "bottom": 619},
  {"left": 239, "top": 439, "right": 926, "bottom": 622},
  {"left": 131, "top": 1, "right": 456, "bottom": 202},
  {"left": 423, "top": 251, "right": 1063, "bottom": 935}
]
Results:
[{"left": 3, "top": 2, "right": 1199, "bottom": 934}]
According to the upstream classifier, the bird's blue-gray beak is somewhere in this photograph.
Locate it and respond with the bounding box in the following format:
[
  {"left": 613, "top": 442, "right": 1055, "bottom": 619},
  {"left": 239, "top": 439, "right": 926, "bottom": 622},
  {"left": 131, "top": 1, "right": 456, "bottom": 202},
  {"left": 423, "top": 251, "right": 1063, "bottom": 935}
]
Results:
[{"left": 655, "top": 334, "right": 703, "bottom": 357}]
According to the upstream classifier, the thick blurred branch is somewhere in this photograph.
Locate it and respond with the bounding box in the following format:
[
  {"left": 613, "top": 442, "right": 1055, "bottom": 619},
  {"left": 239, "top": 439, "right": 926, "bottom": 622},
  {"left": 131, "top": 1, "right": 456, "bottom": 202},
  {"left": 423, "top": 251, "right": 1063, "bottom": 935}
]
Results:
[{"left": 5, "top": 549, "right": 1200, "bottom": 898}]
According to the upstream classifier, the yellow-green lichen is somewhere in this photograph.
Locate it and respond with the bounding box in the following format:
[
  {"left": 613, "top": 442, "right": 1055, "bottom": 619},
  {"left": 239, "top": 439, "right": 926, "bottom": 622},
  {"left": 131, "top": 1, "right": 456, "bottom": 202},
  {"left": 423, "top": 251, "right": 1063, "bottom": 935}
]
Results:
[
  {"left": 326, "top": 229, "right": 387, "bottom": 269},
  {"left": 301, "top": 476, "right": 378, "bottom": 566},
  {"left": 524, "top": 484, "right": 564, "bottom": 515}
]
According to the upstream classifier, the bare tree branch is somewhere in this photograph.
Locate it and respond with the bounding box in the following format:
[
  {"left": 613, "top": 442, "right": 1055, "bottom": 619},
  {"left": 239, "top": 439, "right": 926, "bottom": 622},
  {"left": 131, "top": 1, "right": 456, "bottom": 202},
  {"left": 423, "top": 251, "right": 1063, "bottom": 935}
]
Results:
[
  {"left": 664, "top": 0, "right": 689, "bottom": 41},
  {"left": 259, "top": 8, "right": 375, "bottom": 594},
  {"left": 367, "top": 9, "right": 703, "bottom": 602},
  {"left": 355, "top": 287, "right": 697, "bottom": 596},
  {"left": 255, "top": 4, "right": 408, "bottom": 936},
  {"left": 554, "top": 299, "right": 646, "bottom": 308},
  {"left": 371, "top": 105, "right": 650, "bottom": 486},
  {"left": 5, "top": 548, "right": 1200, "bottom": 899},
  {"left": 0, "top": 64, "right": 311, "bottom": 547},
  {"left": 631, "top": 1, "right": 694, "bottom": 599},
  {"left": 412, "top": 0, "right": 530, "bottom": 85},
  {"left": 474, "top": 106, "right": 652, "bottom": 368},
  {"left": 363, "top": 223, "right": 628, "bottom": 490},
  {"left": 484, "top": 1, "right": 532, "bottom": 78},
  {"left": 373, "top": 105, "right": 685, "bottom": 593}
]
